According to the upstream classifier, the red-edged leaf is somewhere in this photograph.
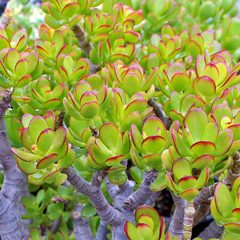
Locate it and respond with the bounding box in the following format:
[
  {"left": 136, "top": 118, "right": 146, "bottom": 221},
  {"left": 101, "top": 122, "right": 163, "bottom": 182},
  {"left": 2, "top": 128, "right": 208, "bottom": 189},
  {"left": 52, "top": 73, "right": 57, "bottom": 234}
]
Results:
[
  {"left": 190, "top": 141, "right": 215, "bottom": 156},
  {"left": 194, "top": 76, "right": 216, "bottom": 97},
  {"left": 36, "top": 153, "right": 58, "bottom": 169}
]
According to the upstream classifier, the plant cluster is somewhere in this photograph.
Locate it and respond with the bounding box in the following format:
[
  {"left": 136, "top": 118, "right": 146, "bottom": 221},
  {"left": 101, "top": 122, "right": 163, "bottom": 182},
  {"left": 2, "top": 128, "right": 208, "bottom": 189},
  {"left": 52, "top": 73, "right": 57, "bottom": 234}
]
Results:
[{"left": 0, "top": 0, "right": 240, "bottom": 240}]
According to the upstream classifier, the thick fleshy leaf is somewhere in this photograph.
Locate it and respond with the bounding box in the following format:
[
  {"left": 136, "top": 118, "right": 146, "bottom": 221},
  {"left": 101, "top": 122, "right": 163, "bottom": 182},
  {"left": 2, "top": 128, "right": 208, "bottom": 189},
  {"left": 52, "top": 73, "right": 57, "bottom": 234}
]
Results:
[
  {"left": 89, "top": 144, "right": 110, "bottom": 166},
  {"left": 105, "top": 155, "right": 125, "bottom": 166},
  {"left": 36, "top": 153, "right": 58, "bottom": 169},
  {"left": 59, "top": 149, "right": 75, "bottom": 168},
  {"left": 124, "top": 99, "right": 147, "bottom": 116},
  {"left": 124, "top": 31, "right": 140, "bottom": 43},
  {"left": 37, "top": 128, "right": 54, "bottom": 153},
  {"left": 14, "top": 59, "right": 28, "bottom": 77},
  {"left": 194, "top": 76, "right": 216, "bottom": 97},
  {"left": 122, "top": 73, "right": 141, "bottom": 96},
  {"left": 203, "top": 63, "right": 219, "bottom": 82},
  {"left": 215, "top": 61, "right": 228, "bottom": 85},
  {"left": 80, "top": 91, "right": 98, "bottom": 105},
  {"left": 20, "top": 128, "right": 33, "bottom": 151},
  {"left": 232, "top": 208, "right": 240, "bottom": 219},
  {"left": 95, "top": 139, "right": 112, "bottom": 155},
  {"left": 99, "top": 122, "right": 119, "bottom": 150},
  {"left": 171, "top": 73, "right": 190, "bottom": 92},
  {"left": 63, "top": 98, "right": 81, "bottom": 119},
  {"left": 172, "top": 158, "right": 192, "bottom": 181},
  {"left": 195, "top": 167, "right": 209, "bottom": 189},
  {"left": 178, "top": 176, "right": 197, "bottom": 190},
  {"left": 142, "top": 136, "right": 166, "bottom": 154},
  {"left": 135, "top": 206, "right": 160, "bottom": 233},
  {"left": 171, "top": 130, "right": 192, "bottom": 157},
  {"left": 5, "top": 48, "right": 19, "bottom": 71},
  {"left": 214, "top": 129, "right": 233, "bottom": 156},
  {"left": 124, "top": 221, "right": 138, "bottom": 240},
  {"left": 130, "top": 124, "right": 143, "bottom": 150},
  {"left": 13, "top": 32, "right": 28, "bottom": 51},
  {"left": 190, "top": 141, "right": 215, "bottom": 156},
  {"left": 22, "top": 113, "right": 33, "bottom": 128},
  {"left": 224, "top": 223, "right": 240, "bottom": 234},
  {"left": 80, "top": 101, "right": 99, "bottom": 119},
  {"left": 187, "top": 41, "right": 201, "bottom": 58},
  {"left": 0, "top": 35, "right": 10, "bottom": 49},
  {"left": 181, "top": 188, "right": 199, "bottom": 201},
  {"left": 231, "top": 177, "right": 240, "bottom": 199},
  {"left": 136, "top": 223, "right": 152, "bottom": 240},
  {"left": 62, "top": 2, "right": 80, "bottom": 17},
  {"left": 49, "top": 126, "right": 66, "bottom": 152},
  {"left": 130, "top": 148, "right": 144, "bottom": 169},
  {"left": 122, "top": 112, "right": 142, "bottom": 132},
  {"left": 192, "top": 154, "right": 214, "bottom": 169},
  {"left": 184, "top": 108, "right": 208, "bottom": 142},
  {"left": 142, "top": 154, "right": 162, "bottom": 171},
  {"left": 44, "top": 170, "right": 61, "bottom": 184},
  {"left": 17, "top": 158, "right": 37, "bottom": 174},
  {"left": 11, "top": 148, "right": 40, "bottom": 162},
  {"left": 214, "top": 183, "right": 234, "bottom": 217},
  {"left": 142, "top": 116, "right": 166, "bottom": 138},
  {"left": 150, "top": 171, "right": 166, "bottom": 192},
  {"left": 16, "top": 74, "right": 32, "bottom": 87},
  {"left": 202, "top": 121, "right": 219, "bottom": 142},
  {"left": 43, "top": 111, "right": 56, "bottom": 130},
  {"left": 166, "top": 173, "right": 181, "bottom": 193},
  {"left": 228, "top": 124, "right": 240, "bottom": 141},
  {"left": 108, "top": 171, "right": 128, "bottom": 185},
  {"left": 88, "top": 154, "right": 103, "bottom": 169},
  {"left": 210, "top": 198, "right": 228, "bottom": 224},
  {"left": 28, "top": 116, "right": 49, "bottom": 143},
  {"left": 138, "top": 215, "right": 154, "bottom": 230}
]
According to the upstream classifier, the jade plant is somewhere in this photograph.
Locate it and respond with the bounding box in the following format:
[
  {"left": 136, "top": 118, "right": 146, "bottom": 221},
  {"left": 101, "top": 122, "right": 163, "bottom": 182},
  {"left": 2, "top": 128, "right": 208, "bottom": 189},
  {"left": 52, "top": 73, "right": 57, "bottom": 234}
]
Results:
[{"left": 0, "top": 0, "right": 240, "bottom": 240}]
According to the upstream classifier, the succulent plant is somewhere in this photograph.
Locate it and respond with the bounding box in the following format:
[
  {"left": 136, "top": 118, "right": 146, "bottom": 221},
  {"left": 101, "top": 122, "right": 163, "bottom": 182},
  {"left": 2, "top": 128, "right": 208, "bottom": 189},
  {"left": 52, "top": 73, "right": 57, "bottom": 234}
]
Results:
[
  {"left": 170, "top": 108, "right": 234, "bottom": 169},
  {"left": 15, "top": 77, "right": 67, "bottom": 113},
  {"left": 63, "top": 80, "right": 107, "bottom": 120},
  {"left": 193, "top": 53, "right": 240, "bottom": 101},
  {"left": 0, "top": 48, "right": 43, "bottom": 87},
  {"left": 130, "top": 116, "right": 169, "bottom": 170},
  {"left": 102, "top": 61, "right": 157, "bottom": 97},
  {"left": 165, "top": 158, "right": 210, "bottom": 201},
  {"left": 87, "top": 122, "right": 130, "bottom": 170},
  {"left": 124, "top": 205, "right": 166, "bottom": 240},
  {"left": 11, "top": 111, "right": 74, "bottom": 185},
  {"left": 1, "top": 0, "right": 240, "bottom": 239},
  {"left": 211, "top": 177, "right": 240, "bottom": 235}
]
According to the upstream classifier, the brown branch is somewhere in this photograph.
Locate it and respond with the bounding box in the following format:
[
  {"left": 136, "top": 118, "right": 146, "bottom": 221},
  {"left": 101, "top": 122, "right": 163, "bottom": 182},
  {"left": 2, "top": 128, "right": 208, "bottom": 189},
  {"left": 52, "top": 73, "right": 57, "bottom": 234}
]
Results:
[
  {"left": 222, "top": 152, "right": 240, "bottom": 187},
  {"left": 0, "top": 89, "right": 30, "bottom": 239},
  {"left": 198, "top": 220, "right": 223, "bottom": 239},
  {"left": 95, "top": 220, "right": 109, "bottom": 240},
  {"left": 55, "top": 111, "right": 65, "bottom": 130},
  {"left": 122, "top": 170, "right": 158, "bottom": 210},
  {"left": 182, "top": 201, "right": 195, "bottom": 240},
  {"left": 147, "top": 98, "right": 172, "bottom": 129},
  {"left": 72, "top": 25, "right": 92, "bottom": 57},
  {"left": 50, "top": 218, "right": 62, "bottom": 234},
  {"left": 193, "top": 153, "right": 240, "bottom": 226},
  {"left": 71, "top": 25, "right": 100, "bottom": 73},
  {"left": 62, "top": 167, "right": 123, "bottom": 225},
  {"left": 71, "top": 204, "right": 94, "bottom": 240},
  {"left": 145, "top": 191, "right": 159, "bottom": 206},
  {"left": 168, "top": 193, "right": 187, "bottom": 238}
]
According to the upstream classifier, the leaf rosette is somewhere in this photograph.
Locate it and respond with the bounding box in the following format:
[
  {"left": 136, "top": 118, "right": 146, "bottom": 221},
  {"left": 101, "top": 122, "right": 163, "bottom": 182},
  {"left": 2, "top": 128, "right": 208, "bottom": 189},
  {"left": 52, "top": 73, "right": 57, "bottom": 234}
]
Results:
[
  {"left": 11, "top": 111, "right": 75, "bottom": 185},
  {"left": 130, "top": 116, "right": 169, "bottom": 170},
  {"left": 124, "top": 205, "right": 165, "bottom": 240}
]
